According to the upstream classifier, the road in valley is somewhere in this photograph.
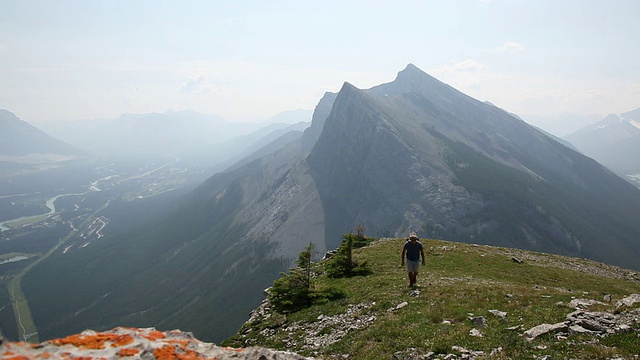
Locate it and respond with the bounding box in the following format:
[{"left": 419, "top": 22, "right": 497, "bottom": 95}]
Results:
[{"left": 2, "top": 156, "right": 196, "bottom": 342}]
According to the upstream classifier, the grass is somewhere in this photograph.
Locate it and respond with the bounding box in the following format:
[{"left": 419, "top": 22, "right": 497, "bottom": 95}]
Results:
[{"left": 224, "top": 238, "right": 640, "bottom": 359}]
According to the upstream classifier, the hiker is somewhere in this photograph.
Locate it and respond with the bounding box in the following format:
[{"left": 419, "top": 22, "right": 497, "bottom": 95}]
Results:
[{"left": 401, "top": 232, "right": 425, "bottom": 287}]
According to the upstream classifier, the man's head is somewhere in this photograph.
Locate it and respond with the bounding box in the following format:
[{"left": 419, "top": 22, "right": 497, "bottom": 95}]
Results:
[{"left": 409, "top": 232, "right": 418, "bottom": 241}]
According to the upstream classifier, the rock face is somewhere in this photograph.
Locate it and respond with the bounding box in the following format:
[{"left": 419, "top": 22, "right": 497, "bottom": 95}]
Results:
[{"left": 0, "top": 327, "right": 314, "bottom": 360}]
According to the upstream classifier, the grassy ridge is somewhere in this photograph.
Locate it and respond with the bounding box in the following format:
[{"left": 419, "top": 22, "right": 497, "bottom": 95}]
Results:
[{"left": 225, "top": 238, "right": 640, "bottom": 359}]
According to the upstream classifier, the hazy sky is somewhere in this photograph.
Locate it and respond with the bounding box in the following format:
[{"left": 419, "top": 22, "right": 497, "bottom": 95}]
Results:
[{"left": 1, "top": 0, "right": 639, "bottom": 132}]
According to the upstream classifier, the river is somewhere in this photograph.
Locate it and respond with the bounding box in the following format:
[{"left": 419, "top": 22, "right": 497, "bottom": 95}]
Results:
[{"left": 0, "top": 193, "right": 86, "bottom": 232}]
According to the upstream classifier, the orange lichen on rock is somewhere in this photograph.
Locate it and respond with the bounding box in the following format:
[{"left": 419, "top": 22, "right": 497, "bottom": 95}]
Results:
[
  {"left": 153, "top": 344, "right": 207, "bottom": 360},
  {"left": 165, "top": 339, "right": 190, "bottom": 347},
  {"left": 118, "top": 348, "right": 140, "bottom": 357},
  {"left": 142, "top": 330, "right": 166, "bottom": 341},
  {"left": 222, "top": 347, "right": 246, "bottom": 352},
  {"left": 50, "top": 332, "right": 134, "bottom": 349},
  {"left": 0, "top": 327, "right": 312, "bottom": 360},
  {"left": 153, "top": 345, "right": 178, "bottom": 360},
  {"left": 4, "top": 355, "right": 31, "bottom": 360}
]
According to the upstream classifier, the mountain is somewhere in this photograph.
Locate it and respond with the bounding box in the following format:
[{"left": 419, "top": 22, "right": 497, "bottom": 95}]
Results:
[
  {"left": 196, "top": 121, "right": 311, "bottom": 171},
  {"left": 33, "top": 110, "right": 250, "bottom": 157},
  {"left": 17, "top": 64, "right": 640, "bottom": 345},
  {"left": 34, "top": 110, "right": 312, "bottom": 171},
  {"left": 0, "top": 109, "right": 85, "bottom": 163},
  {"left": 564, "top": 108, "right": 640, "bottom": 187},
  {"left": 263, "top": 108, "right": 313, "bottom": 125},
  {"left": 523, "top": 112, "right": 603, "bottom": 137},
  {"left": 309, "top": 65, "right": 640, "bottom": 259}
]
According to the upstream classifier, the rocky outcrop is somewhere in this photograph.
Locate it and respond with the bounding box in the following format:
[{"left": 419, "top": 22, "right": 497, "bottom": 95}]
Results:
[
  {"left": 522, "top": 295, "right": 640, "bottom": 342},
  {"left": 243, "top": 300, "right": 376, "bottom": 350},
  {"left": 0, "top": 327, "right": 313, "bottom": 360},
  {"left": 238, "top": 292, "right": 640, "bottom": 360}
]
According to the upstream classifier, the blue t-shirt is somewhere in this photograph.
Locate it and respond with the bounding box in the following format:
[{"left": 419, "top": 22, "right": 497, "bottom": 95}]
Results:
[{"left": 403, "top": 241, "right": 423, "bottom": 261}]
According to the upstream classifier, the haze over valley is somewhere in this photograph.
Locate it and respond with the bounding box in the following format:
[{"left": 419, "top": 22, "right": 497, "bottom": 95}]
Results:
[
  {"left": 3, "top": 63, "right": 640, "bottom": 346},
  {"left": 1, "top": 1, "right": 639, "bottom": 354}
]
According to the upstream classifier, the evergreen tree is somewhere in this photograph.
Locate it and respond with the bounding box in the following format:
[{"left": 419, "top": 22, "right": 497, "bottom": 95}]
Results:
[
  {"left": 268, "top": 242, "right": 345, "bottom": 313},
  {"left": 325, "top": 231, "right": 372, "bottom": 278}
]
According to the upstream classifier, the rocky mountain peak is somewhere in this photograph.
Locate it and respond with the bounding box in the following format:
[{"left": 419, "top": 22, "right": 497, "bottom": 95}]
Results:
[
  {"left": 0, "top": 108, "right": 20, "bottom": 123},
  {"left": 395, "top": 62, "right": 437, "bottom": 84},
  {"left": 369, "top": 63, "right": 470, "bottom": 107},
  {"left": 301, "top": 91, "right": 337, "bottom": 153}
]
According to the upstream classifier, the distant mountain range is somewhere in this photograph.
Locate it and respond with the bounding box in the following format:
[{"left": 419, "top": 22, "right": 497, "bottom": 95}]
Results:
[
  {"left": 20, "top": 64, "right": 640, "bottom": 345},
  {"left": 564, "top": 108, "right": 640, "bottom": 187},
  {"left": 32, "top": 109, "right": 312, "bottom": 169},
  {"left": 0, "top": 109, "right": 85, "bottom": 163},
  {"left": 523, "top": 113, "right": 603, "bottom": 137}
]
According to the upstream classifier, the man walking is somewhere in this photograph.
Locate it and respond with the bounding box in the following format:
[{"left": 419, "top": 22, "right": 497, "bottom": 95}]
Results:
[{"left": 401, "top": 232, "right": 425, "bottom": 288}]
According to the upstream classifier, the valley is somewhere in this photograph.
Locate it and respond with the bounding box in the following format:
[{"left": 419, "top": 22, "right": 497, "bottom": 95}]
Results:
[{"left": 0, "top": 155, "right": 210, "bottom": 342}]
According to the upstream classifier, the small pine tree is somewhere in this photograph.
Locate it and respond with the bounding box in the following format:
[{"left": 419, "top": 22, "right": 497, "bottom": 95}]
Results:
[
  {"left": 268, "top": 243, "right": 345, "bottom": 313},
  {"left": 324, "top": 232, "right": 372, "bottom": 278},
  {"left": 268, "top": 243, "right": 313, "bottom": 312},
  {"left": 296, "top": 242, "right": 313, "bottom": 290}
]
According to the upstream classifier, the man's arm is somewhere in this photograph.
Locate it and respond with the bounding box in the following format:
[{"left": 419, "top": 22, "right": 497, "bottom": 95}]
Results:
[
  {"left": 401, "top": 247, "right": 406, "bottom": 265},
  {"left": 420, "top": 247, "right": 425, "bottom": 265}
]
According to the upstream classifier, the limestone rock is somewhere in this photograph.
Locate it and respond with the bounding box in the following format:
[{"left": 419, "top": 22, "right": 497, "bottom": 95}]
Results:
[
  {"left": 523, "top": 322, "right": 568, "bottom": 341},
  {"left": 488, "top": 309, "right": 507, "bottom": 320},
  {"left": 568, "top": 298, "right": 606, "bottom": 309},
  {"left": 616, "top": 293, "right": 640, "bottom": 308},
  {"left": 0, "top": 327, "right": 314, "bottom": 360}
]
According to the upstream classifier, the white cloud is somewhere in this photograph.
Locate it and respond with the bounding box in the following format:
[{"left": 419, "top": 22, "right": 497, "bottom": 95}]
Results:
[
  {"left": 494, "top": 41, "right": 526, "bottom": 54},
  {"left": 428, "top": 59, "right": 489, "bottom": 99},
  {"left": 179, "top": 74, "right": 217, "bottom": 94},
  {"left": 122, "top": 92, "right": 137, "bottom": 108},
  {"left": 432, "top": 59, "right": 487, "bottom": 74}
]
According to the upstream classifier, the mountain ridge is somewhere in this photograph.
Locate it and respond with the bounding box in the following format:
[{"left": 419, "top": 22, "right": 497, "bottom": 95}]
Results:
[
  {"left": 564, "top": 107, "right": 640, "bottom": 187},
  {"left": 224, "top": 237, "right": 640, "bottom": 359},
  {"left": 0, "top": 109, "right": 85, "bottom": 162}
]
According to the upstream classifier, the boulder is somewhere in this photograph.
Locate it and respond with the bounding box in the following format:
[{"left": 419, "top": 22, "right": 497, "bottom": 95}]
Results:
[
  {"left": 471, "top": 316, "right": 487, "bottom": 327},
  {"left": 0, "top": 327, "right": 314, "bottom": 360},
  {"left": 523, "top": 322, "right": 568, "bottom": 341},
  {"left": 568, "top": 298, "right": 606, "bottom": 309},
  {"left": 616, "top": 293, "right": 640, "bottom": 308}
]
